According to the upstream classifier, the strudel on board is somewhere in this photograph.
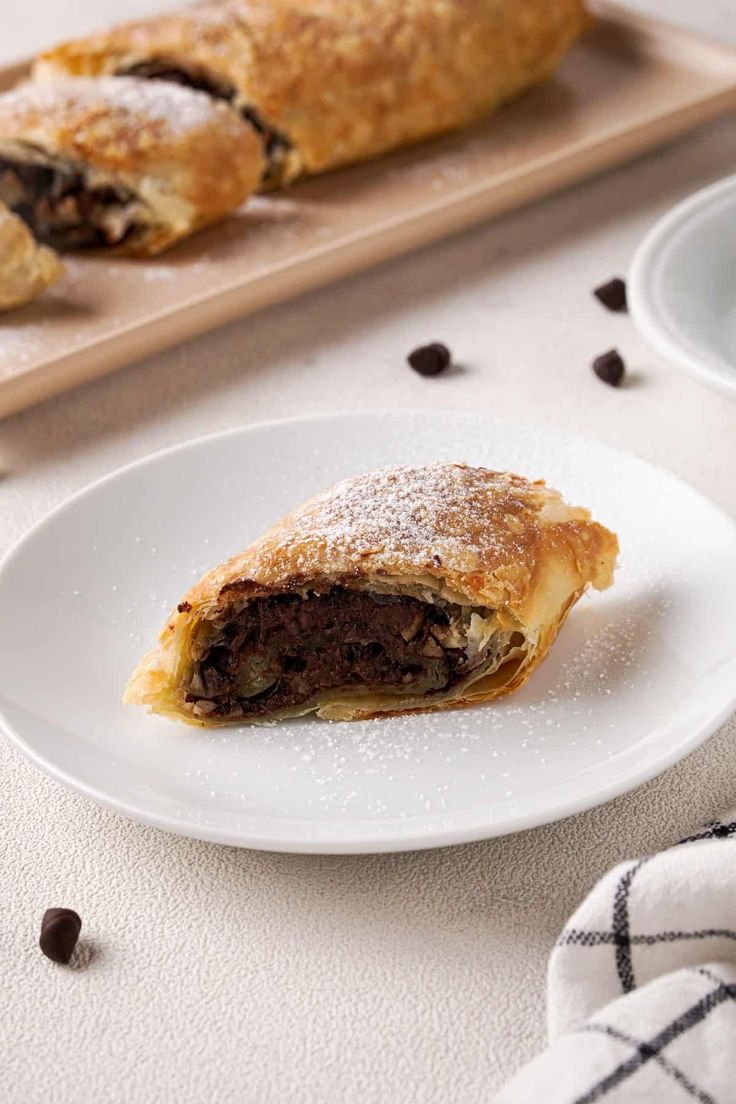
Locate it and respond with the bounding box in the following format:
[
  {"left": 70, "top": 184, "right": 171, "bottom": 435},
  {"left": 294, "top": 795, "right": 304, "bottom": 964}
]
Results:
[{"left": 35, "top": 0, "right": 591, "bottom": 187}]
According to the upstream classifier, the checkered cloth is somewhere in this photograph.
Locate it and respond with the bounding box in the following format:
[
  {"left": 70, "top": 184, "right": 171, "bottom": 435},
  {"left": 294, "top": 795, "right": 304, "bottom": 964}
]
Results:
[{"left": 496, "top": 809, "right": 736, "bottom": 1103}]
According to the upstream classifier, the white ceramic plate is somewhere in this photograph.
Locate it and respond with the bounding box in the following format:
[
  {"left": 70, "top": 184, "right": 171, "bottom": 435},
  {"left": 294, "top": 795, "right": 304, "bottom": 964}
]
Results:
[
  {"left": 1, "top": 413, "right": 735, "bottom": 853},
  {"left": 629, "top": 173, "right": 736, "bottom": 399}
]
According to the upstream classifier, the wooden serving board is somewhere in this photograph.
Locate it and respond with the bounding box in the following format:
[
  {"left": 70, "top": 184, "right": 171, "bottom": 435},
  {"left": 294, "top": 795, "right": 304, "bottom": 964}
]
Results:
[{"left": 1, "top": 1, "right": 736, "bottom": 419}]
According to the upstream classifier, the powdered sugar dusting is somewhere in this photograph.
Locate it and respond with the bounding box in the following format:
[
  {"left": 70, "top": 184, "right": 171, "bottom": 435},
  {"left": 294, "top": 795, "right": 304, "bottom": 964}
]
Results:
[
  {"left": 1, "top": 77, "right": 236, "bottom": 139},
  {"left": 245, "top": 462, "right": 556, "bottom": 583}
]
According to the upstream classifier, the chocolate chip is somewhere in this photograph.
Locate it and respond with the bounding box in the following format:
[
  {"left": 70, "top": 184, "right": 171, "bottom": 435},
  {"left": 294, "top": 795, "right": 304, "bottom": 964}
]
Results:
[
  {"left": 177, "top": 601, "right": 192, "bottom": 613},
  {"left": 594, "top": 278, "right": 627, "bottom": 313},
  {"left": 39, "top": 908, "right": 81, "bottom": 964},
  {"left": 407, "top": 343, "right": 451, "bottom": 376},
  {"left": 432, "top": 554, "right": 442, "bottom": 567},
  {"left": 592, "top": 349, "right": 625, "bottom": 387}
]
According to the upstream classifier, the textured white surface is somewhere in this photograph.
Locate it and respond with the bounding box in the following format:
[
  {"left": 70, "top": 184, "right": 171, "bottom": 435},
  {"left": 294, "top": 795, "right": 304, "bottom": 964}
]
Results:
[{"left": 1, "top": 2, "right": 735, "bottom": 1102}]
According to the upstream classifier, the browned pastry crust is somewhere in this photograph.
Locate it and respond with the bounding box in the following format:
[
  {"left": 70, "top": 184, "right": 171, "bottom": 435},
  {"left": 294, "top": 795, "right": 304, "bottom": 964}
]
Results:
[
  {"left": 34, "top": 0, "right": 591, "bottom": 185},
  {"left": 0, "top": 78, "right": 263, "bottom": 255},
  {"left": 125, "top": 463, "right": 619, "bottom": 725},
  {"left": 0, "top": 200, "right": 63, "bottom": 310}
]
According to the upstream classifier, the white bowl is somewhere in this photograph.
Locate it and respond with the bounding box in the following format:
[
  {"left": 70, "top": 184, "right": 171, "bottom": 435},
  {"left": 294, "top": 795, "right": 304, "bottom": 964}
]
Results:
[{"left": 629, "top": 173, "right": 736, "bottom": 399}]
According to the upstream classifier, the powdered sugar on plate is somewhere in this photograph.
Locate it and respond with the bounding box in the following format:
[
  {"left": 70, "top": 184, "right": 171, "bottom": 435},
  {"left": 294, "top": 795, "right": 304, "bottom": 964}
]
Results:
[{"left": 2, "top": 413, "right": 733, "bottom": 850}]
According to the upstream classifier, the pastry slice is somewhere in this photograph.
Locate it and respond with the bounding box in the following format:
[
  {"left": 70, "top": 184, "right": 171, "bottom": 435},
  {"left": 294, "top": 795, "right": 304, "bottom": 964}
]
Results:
[
  {"left": 0, "top": 200, "right": 63, "bottom": 310},
  {"left": 0, "top": 78, "right": 263, "bottom": 255},
  {"left": 125, "top": 463, "right": 618, "bottom": 725},
  {"left": 34, "top": 0, "right": 590, "bottom": 186}
]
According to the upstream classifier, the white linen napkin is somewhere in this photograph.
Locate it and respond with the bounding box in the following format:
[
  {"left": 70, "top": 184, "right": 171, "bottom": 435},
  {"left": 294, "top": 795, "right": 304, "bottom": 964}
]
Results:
[{"left": 496, "top": 809, "right": 736, "bottom": 1103}]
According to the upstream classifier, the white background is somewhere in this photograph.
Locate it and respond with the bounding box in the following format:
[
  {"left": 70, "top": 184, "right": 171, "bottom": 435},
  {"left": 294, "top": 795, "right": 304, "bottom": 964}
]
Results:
[{"left": 1, "top": 2, "right": 735, "bottom": 1101}]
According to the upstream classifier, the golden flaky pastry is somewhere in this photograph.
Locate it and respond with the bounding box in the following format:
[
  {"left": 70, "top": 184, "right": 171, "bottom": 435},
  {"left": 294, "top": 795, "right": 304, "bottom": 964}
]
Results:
[
  {"left": 35, "top": 0, "right": 590, "bottom": 186},
  {"left": 0, "top": 201, "right": 63, "bottom": 311},
  {"left": 125, "top": 464, "right": 619, "bottom": 725},
  {"left": 0, "top": 78, "right": 263, "bottom": 255}
]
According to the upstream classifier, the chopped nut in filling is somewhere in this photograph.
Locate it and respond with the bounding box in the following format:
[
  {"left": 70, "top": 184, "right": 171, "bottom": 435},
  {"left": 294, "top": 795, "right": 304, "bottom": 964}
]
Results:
[{"left": 0, "top": 154, "right": 144, "bottom": 250}]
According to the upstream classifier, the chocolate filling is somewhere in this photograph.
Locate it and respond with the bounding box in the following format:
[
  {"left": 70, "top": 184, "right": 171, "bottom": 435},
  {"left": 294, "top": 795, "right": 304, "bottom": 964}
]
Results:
[
  {"left": 0, "top": 156, "right": 140, "bottom": 249},
  {"left": 120, "top": 59, "right": 237, "bottom": 102},
  {"left": 186, "top": 587, "right": 522, "bottom": 719},
  {"left": 120, "top": 60, "right": 292, "bottom": 185}
]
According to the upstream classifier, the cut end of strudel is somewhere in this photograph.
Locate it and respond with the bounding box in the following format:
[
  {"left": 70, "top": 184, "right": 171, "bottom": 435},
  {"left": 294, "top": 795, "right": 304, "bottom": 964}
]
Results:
[
  {"left": 0, "top": 78, "right": 263, "bottom": 255},
  {"left": 125, "top": 463, "right": 619, "bottom": 725}
]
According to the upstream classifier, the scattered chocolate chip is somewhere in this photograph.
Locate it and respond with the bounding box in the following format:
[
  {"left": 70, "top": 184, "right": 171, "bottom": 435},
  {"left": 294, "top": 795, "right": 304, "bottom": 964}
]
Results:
[
  {"left": 177, "top": 601, "right": 192, "bottom": 613},
  {"left": 407, "top": 342, "right": 451, "bottom": 377},
  {"left": 432, "top": 553, "right": 442, "bottom": 567},
  {"left": 39, "top": 908, "right": 81, "bottom": 964},
  {"left": 594, "top": 277, "right": 627, "bottom": 313},
  {"left": 592, "top": 349, "right": 625, "bottom": 387}
]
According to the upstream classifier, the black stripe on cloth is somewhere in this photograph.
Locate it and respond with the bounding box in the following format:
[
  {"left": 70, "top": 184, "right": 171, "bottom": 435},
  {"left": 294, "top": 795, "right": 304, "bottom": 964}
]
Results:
[
  {"left": 677, "top": 821, "right": 736, "bottom": 846},
  {"left": 612, "top": 859, "right": 647, "bottom": 993},
  {"left": 573, "top": 980, "right": 736, "bottom": 1104},
  {"left": 696, "top": 966, "right": 736, "bottom": 995},
  {"left": 579, "top": 1023, "right": 717, "bottom": 1104},
  {"left": 558, "top": 928, "right": 736, "bottom": 948}
]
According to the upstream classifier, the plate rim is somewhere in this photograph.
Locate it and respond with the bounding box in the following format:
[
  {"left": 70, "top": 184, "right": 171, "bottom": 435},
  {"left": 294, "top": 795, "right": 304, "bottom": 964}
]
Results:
[
  {"left": 629, "top": 171, "right": 736, "bottom": 400},
  {"left": 2, "top": 411, "right": 736, "bottom": 853}
]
